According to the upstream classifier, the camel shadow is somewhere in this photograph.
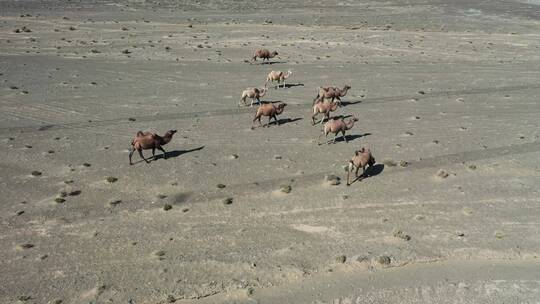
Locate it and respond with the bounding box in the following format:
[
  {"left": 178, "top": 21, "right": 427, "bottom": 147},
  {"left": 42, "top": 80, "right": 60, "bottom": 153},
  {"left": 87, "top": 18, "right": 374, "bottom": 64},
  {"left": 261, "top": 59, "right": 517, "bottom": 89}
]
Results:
[
  {"left": 334, "top": 133, "right": 371, "bottom": 143},
  {"left": 276, "top": 83, "right": 304, "bottom": 89},
  {"left": 260, "top": 100, "right": 284, "bottom": 104},
  {"left": 332, "top": 114, "right": 353, "bottom": 120},
  {"left": 152, "top": 146, "right": 205, "bottom": 161},
  {"left": 253, "top": 117, "right": 302, "bottom": 128},
  {"left": 340, "top": 100, "right": 363, "bottom": 107},
  {"left": 319, "top": 133, "right": 370, "bottom": 145},
  {"left": 276, "top": 117, "right": 302, "bottom": 125},
  {"left": 364, "top": 163, "right": 384, "bottom": 177},
  {"left": 348, "top": 163, "right": 384, "bottom": 185},
  {"left": 259, "top": 61, "right": 287, "bottom": 65}
]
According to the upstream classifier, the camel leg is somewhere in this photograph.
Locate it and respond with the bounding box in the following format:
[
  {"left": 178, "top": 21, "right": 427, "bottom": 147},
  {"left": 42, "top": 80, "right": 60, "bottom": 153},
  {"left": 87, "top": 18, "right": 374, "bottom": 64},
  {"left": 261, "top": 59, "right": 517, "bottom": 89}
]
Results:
[
  {"left": 332, "top": 133, "right": 337, "bottom": 144},
  {"left": 266, "top": 116, "right": 272, "bottom": 127},
  {"left": 343, "top": 131, "right": 348, "bottom": 143},
  {"left": 317, "top": 128, "right": 328, "bottom": 144},
  {"left": 274, "top": 115, "right": 279, "bottom": 125},
  {"left": 321, "top": 113, "right": 329, "bottom": 125},
  {"left": 138, "top": 149, "right": 150, "bottom": 163},
  {"left": 129, "top": 147, "right": 135, "bottom": 165},
  {"left": 152, "top": 147, "right": 156, "bottom": 159},
  {"left": 317, "top": 131, "right": 322, "bottom": 145},
  {"left": 253, "top": 115, "right": 262, "bottom": 127},
  {"left": 311, "top": 113, "right": 317, "bottom": 125},
  {"left": 157, "top": 146, "right": 167, "bottom": 159},
  {"left": 240, "top": 96, "right": 247, "bottom": 107},
  {"left": 356, "top": 166, "right": 364, "bottom": 182}
]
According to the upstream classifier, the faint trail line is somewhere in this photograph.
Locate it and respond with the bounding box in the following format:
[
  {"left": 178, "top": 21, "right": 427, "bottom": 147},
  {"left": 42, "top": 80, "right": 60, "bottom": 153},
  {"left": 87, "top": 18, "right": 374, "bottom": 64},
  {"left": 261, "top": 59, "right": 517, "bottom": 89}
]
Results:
[
  {"left": 193, "top": 259, "right": 540, "bottom": 304},
  {"left": 1, "top": 83, "right": 539, "bottom": 134},
  {"left": 175, "top": 141, "right": 540, "bottom": 204}
]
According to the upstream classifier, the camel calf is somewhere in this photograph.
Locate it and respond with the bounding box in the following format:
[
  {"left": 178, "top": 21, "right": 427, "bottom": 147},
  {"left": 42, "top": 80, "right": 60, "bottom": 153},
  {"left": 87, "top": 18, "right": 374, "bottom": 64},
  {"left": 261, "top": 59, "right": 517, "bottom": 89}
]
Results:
[
  {"left": 253, "top": 103, "right": 287, "bottom": 127},
  {"left": 129, "top": 130, "right": 177, "bottom": 165},
  {"left": 347, "top": 147, "right": 376, "bottom": 185}
]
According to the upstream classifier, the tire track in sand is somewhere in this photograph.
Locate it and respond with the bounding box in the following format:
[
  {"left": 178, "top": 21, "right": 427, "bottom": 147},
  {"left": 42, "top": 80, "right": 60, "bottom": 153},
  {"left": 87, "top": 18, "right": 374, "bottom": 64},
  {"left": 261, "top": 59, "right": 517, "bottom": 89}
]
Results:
[
  {"left": 173, "top": 140, "right": 540, "bottom": 204},
  {"left": 0, "top": 83, "right": 539, "bottom": 134}
]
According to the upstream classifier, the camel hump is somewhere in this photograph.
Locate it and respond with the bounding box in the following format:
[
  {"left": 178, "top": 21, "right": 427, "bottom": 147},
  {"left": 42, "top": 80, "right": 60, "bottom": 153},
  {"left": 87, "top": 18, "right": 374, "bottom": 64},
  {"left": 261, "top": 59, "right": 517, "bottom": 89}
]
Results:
[{"left": 136, "top": 131, "right": 144, "bottom": 137}]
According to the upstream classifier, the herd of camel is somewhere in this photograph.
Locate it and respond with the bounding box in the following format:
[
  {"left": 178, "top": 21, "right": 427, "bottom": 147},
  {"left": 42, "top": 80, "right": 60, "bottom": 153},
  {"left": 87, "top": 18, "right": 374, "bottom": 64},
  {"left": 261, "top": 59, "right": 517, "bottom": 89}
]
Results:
[{"left": 130, "top": 49, "right": 375, "bottom": 185}]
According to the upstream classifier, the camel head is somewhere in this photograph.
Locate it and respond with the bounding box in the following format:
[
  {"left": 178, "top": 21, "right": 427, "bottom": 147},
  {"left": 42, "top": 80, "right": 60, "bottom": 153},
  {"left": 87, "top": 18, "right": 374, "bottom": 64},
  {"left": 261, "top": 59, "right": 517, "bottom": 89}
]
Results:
[
  {"left": 346, "top": 116, "right": 358, "bottom": 128},
  {"left": 276, "top": 103, "right": 287, "bottom": 114},
  {"left": 272, "top": 51, "right": 279, "bottom": 57},
  {"left": 343, "top": 85, "right": 351, "bottom": 90},
  {"left": 368, "top": 155, "right": 376, "bottom": 166},
  {"left": 259, "top": 87, "right": 268, "bottom": 96},
  {"left": 166, "top": 130, "right": 177, "bottom": 136}
]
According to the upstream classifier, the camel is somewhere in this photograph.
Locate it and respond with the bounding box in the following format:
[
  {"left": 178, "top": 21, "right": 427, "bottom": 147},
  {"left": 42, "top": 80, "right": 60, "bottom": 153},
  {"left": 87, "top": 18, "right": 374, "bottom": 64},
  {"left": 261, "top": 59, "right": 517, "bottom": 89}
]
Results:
[
  {"left": 265, "top": 70, "right": 292, "bottom": 89},
  {"left": 346, "top": 147, "right": 376, "bottom": 185},
  {"left": 311, "top": 100, "right": 339, "bottom": 125},
  {"left": 252, "top": 103, "right": 287, "bottom": 127},
  {"left": 318, "top": 116, "right": 358, "bottom": 145},
  {"left": 129, "top": 130, "right": 177, "bottom": 165},
  {"left": 313, "top": 85, "right": 351, "bottom": 106},
  {"left": 252, "top": 49, "right": 278, "bottom": 63},
  {"left": 239, "top": 87, "right": 267, "bottom": 107}
]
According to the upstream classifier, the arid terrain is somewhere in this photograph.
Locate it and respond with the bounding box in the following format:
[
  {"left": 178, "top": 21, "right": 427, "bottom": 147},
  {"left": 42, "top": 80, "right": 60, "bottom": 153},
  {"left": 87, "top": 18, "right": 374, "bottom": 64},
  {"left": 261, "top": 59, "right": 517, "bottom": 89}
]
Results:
[{"left": 1, "top": 0, "right": 540, "bottom": 303}]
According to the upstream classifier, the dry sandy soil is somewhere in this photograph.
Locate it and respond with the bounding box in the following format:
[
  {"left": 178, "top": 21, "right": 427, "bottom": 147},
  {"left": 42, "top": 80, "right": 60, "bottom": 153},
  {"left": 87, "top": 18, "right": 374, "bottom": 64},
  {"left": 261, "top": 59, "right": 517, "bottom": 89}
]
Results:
[{"left": 1, "top": 0, "right": 540, "bottom": 303}]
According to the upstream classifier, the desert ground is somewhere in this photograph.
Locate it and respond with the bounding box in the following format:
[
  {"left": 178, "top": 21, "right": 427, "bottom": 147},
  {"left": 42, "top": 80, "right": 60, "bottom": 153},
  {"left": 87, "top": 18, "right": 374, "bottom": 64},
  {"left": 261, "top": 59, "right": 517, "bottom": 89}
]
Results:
[{"left": 1, "top": 0, "right": 540, "bottom": 303}]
